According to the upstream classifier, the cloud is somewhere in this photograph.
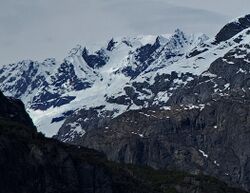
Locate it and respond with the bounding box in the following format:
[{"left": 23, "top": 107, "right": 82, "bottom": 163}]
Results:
[{"left": 0, "top": 0, "right": 248, "bottom": 64}]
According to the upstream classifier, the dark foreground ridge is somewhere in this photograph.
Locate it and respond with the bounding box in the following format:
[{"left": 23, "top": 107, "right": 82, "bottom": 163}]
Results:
[{"left": 0, "top": 90, "right": 246, "bottom": 193}]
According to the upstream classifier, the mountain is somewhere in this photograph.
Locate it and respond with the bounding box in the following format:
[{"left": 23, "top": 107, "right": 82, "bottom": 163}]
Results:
[
  {"left": 1, "top": 16, "right": 250, "bottom": 141},
  {"left": 79, "top": 16, "right": 250, "bottom": 191},
  {"left": 58, "top": 14, "right": 250, "bottom": 191},
  {"left": 0, "top": 90, "right": 246, "bottom": 193},
  {"left": 56, "top": 14, "right": 250, "bottom": 143},
  {"left": 0, "top": 29, "right": 209, "bottom": 137},
  {"left": 2, "top": 13, "right": 250, "bottom": 191}
]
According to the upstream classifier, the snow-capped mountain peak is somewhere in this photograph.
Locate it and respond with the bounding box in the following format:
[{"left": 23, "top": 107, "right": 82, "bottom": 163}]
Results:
[{"left": 1, "top": 15, "right": 250, "bottom": 139}]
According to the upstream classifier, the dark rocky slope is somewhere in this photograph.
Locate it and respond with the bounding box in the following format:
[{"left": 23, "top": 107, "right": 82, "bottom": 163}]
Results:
[
  {"left": 82, "top": 98, "right": 250, "bottom": 191},
  {"left": 0, "top": 90, "right": 245, "bottom": 193}
]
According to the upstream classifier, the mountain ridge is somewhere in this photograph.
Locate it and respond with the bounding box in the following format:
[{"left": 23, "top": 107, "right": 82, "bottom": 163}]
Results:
[
  {"left": 2, "top": 15, "right": 250, "bottom": 140},
  {"left": 0, "top": 29, "right": 209, "bottom": 137}
]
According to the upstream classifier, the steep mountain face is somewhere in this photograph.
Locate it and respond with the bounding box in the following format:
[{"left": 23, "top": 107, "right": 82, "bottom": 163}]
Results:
[
  {"left": 80, "top": 28, "right": 250, "bottom": 191},
  {"left": 0, "top": 91, "right": 245, "bottom": 193},
  {"left": 82, "top": 98, "right": 250, "bottom": 191}
]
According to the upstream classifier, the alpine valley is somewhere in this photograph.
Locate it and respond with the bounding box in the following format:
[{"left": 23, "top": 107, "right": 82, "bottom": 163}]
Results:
[{"left": 2, "top": 14, "right": 250, "bottom": 192}]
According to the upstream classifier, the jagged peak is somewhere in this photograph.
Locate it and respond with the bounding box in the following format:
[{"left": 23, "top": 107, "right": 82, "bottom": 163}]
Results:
[
  {"left": 155, "top": 35, "right": 169, "bottom": 46},
  {"left": 174, "top": 28, "right": 185, "bottom": 35},
  {"left": 173, "top": 28, "right": 187, "bottom": 39},
  {"left": 190, "top": 33, "right": 210, "bottom": 45},
  {"left": 162, "top": 29, "right": 189, "bottom": 49},
  {"left": 68, "top": 44, "right": 84, "bottom": 56},
  {"left": 18, "top": 59, "right": 34, "bottom": 65},
  {"left": 195, "top": 33, "right": 209, "bottom": 40},
  {"left": 42, "top": 58, "right": 57, "bottom": 66},
  {"left": 11, "top": 59, "right": 40, "bottom": 71},
  {"left": 65, "top": 31, "right": 193, "bottom": 60},
  {"left": 64, "top": 45, "right": 90, "bottom": 66},
  {"left": 107, "top": 38, "right": 118, "bottom": 51},
  {"left": 119, "top": 35, "right": 157, "bottom": 47}
]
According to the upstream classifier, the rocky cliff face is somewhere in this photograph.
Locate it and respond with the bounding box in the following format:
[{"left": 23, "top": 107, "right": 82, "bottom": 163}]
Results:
[
  {"left": 1, "top": 90, "right": 245, "bottom": 193},
  {"left": 81, "top": 97, "right": 250, "bottom": 191}
]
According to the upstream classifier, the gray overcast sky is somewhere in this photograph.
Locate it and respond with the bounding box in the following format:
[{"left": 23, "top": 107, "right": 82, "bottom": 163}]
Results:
[{"left": 0, "top": 0, "right": 250, "bottom": 65}]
